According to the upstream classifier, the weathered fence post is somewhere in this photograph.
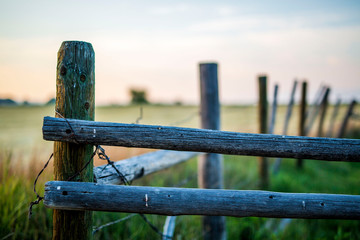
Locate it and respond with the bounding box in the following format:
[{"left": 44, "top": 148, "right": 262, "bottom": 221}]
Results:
[
  {"left": 53, "top": 41, "right": 95, "bottom": 240},
  {"left": 198, "top": 63, "right": 226, "bottom": 240},
  {"left": 338, "top": 100, "right": 357, "bottom": 138},
  {"left": 297, "top": 81, "right": 307, "bottom": 169},
  {"left": 258, "top": 75, "right": 269, "bottom": 188},
  {"left": 317, "top": 87, "right": 330, "bottom": 137}
]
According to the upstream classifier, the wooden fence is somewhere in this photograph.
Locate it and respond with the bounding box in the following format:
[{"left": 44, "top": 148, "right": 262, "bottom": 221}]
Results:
[
  {"left": 45, "top": 181, "right": 360, "bottom": 219},
  {"left": 43, "top": 117, "right": 360, "bottom": 162},
  {"left": 42, "top": 41, "right": 360, "bottom": 240}
]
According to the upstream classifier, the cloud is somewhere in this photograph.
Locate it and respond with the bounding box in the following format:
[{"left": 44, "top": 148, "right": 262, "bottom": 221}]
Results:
[
  {"left": 188, "top": 17, "right": 286, "bottom": 32},
  {"left": 149, "top": 4, "right": 192, "bottom": 15},
  {"left": 217, "top": 6, "right": 236, "bottom": 17},
  {"left": 188, "top": 12, "right": 360, "bottom": 33},
  {"left": 1, "top": 1, "right": 359, "bottom": 104}
]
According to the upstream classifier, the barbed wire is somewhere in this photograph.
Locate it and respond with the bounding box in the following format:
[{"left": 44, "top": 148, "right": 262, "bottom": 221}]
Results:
[
  {"left": 97, "top": 145, "right": 130, "bottom": 185},
  {"left": 67, "top": 146, "right": 98, "bottom": 181},
  {"left": 92, "top": 213, "right": 137, "bottom": 234},
  {"left": 28, "top": 153, "right": 53, "bottom": 219},
  {"left": 29, "top": 109, "right": 201, "bottom": 238},
  {"left": 91, "top": 172, "right": 198, "bottom": 238},
  {"left": 55, "top": 111, "right": 79, "bottom": 144},
  {"left": 168, "top": 111, "right": 200, "bottom": 126},
  {"left": 139, "top": 214, "right": 172, "bottom": 239},
  {"left": 133, "top": 106, "right": 143, "bottom": 124}
]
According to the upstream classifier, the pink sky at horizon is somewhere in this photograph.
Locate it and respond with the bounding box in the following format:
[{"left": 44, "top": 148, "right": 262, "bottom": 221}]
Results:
[{"left": 1, "top": 1, "right": 359, "bottom": 105}]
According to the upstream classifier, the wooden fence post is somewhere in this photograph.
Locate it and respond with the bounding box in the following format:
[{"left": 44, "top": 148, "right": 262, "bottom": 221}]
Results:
[
  {"left": 258, "top": 75, "right": 268, "bottom": 188},
  {"left": 198, "top": 63, "right": 226, "bottom": 240},
  {"left": 338, "top": 100, "right": 357, "bottom": 138},
  {"left": 317, "top": 87, "right": 330, "bottom": 137},
  {"left": 53, "top": 41, "right": 95, "bottom": 240},
  {"left": 297, "top": 81, "right": 307, "bottom": 169}
]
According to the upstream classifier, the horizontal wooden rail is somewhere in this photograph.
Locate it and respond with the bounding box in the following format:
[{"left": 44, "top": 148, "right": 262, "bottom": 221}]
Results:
[
  {"left": 44, "top": 181, "right": 360, "bottom": 219},
  {"left": 94, "top": 150, "right": 198, "bottom": 185},
  {"left": 43, "top": 117, "right": 360, "bottom": 162}
]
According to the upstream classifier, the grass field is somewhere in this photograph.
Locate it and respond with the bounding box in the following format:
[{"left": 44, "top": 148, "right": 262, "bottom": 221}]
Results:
[{"left": 1, "top": 104, "right": 360, "bottom": 239}]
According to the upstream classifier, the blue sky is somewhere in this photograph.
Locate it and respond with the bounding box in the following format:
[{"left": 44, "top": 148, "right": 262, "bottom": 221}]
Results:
[{"left": 0, "top": 0, "right": 359, "bottom": 104}]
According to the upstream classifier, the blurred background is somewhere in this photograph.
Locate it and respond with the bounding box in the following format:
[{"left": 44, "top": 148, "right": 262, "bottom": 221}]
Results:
[
  {"left": 1, "top": 0, "right": 359, "bottom": 105},
  {"left": 1, "top": 1, "right": 360, "bottom": 239}
]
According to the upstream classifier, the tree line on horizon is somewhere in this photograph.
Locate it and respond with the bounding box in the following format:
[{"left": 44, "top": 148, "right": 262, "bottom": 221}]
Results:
[{"left": 0, "top": 88, "right": 153, "bottom": 106}]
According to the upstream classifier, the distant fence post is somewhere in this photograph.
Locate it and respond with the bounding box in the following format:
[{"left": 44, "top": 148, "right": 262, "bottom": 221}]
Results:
[
  {"left": 258, "top": 75, "right": 269, "bottom": 188},
  {"left": 297, "top": 81, "right": 307, "bottom": 169},
  {"left": 53, "top": 41, "right": 95, "bottom": 240},
  {"left": 198, "top": 62, "right": 226, "bottom": 240},
  {"left": 317, "top": 87, "right": 330, "bottom": 137},
  {"left": 338, "top": 100, "right": 357, "bottom": 138}
]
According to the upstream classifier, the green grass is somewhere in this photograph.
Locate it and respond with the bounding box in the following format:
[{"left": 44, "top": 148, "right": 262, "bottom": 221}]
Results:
[
  {"left": 0, "top": 151, "right": 53, "bottom": 240},
  {"left": 1, "top": 105, "right": 360, "bottom": 239}
]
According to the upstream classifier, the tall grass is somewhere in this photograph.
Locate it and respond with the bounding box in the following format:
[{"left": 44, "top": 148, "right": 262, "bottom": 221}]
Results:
[
  {"left": 0, "top": 150, "right": 53, "bottom": 240},
  {"left": 1, "top": 105, "right": 360, "bottom": 239},
  {"left": 2, "top": 149, "right": 360, "bottom": 239}
]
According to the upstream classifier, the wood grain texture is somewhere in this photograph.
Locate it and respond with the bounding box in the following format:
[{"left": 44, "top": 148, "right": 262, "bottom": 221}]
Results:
[
  {"left": 198, "top": 63, "right": 223, "bottom": 189},
  {"left": 258, "top": 75, "right": 269, "bottom": 189},
  {"left": 94, "top": 150, "right": 198, "bottom": 185},
  {"left": 44, "top": 181, "right": 360, "bottom": 219},
  {"left": 198, "top": 62, "right": 225, "bottom": 240},
  {"left": 53, "top": 41, "right": 95, "bottom": 240},
  {"left": 43, "top": 117, "right": 360, "bottom": 162}
]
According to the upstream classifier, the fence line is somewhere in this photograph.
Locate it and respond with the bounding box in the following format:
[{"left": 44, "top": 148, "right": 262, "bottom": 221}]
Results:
[
  {"left": 39, "top": 40, "right": 360, "bottom": 239},
  {"left": 45, "top": 181, "right": 360, "bottom": 219},
  {"left": 43, "top": 116, "right": 360, "bottom": 162}
]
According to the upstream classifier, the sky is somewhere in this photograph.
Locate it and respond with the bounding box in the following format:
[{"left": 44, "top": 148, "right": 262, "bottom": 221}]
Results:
[{"left": 0, "top": 0, "right": 359, "bottom": 105}]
